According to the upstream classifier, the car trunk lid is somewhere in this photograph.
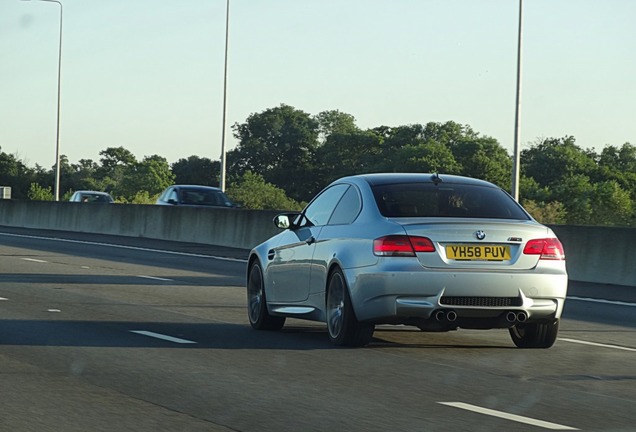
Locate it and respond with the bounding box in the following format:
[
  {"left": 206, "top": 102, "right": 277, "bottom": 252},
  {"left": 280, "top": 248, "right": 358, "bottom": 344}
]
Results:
[{"left": 393, "top": 218, "right": 552, "bottom": 270}]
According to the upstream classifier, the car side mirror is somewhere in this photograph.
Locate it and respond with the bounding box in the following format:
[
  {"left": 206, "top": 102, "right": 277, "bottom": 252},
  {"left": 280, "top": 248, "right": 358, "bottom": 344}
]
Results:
[{"left": 274, "top": 212, "right": 301, "bottom": 230}]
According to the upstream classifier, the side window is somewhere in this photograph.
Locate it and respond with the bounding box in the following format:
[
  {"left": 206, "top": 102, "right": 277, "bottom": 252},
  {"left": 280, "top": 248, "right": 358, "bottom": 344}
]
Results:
[
  {"left": 167, "top": 188, "right": 178, "bottom": 202},
  {"left": 303, "top": 184, "right": 350, "bottom": 227},
  {"left": 328, "top": 186, "right": 361, "bottom": 225}
]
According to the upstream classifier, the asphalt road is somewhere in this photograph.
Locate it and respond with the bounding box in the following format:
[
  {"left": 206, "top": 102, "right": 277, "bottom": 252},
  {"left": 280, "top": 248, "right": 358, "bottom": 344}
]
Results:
[{"left": 0, "top": 227, "right": 634, "bottom": 432}]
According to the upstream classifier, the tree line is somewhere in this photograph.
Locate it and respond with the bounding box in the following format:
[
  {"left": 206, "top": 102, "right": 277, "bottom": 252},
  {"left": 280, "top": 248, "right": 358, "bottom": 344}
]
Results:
[{"left": 2, "top": 103, "right": 634, "bottom": 226}]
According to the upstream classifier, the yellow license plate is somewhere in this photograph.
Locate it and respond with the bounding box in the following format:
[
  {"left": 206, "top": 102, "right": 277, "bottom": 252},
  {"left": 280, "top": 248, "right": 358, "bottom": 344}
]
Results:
[{"left": 446, "top": 244, "right": 511, "bottom": 261}]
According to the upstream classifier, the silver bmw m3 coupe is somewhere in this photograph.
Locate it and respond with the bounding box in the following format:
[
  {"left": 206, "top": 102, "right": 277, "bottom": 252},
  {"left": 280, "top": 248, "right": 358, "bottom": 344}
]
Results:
[{"left": 247, "top": 173, "right": 567, "bottom": 348}]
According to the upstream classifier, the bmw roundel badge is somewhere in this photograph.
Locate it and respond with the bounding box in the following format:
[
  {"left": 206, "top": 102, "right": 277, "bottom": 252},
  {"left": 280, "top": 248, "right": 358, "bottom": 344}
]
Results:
[{"left": 475, "top": 230, "right": 486, "bottom": 240}]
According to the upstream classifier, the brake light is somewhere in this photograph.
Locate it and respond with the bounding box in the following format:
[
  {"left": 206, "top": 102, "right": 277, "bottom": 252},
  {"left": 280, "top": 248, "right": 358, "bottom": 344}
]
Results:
[
  {"left": 374, "top": 235, "right": 435, "bottom": 256},
  {"left": 523, "top": 238, "right": 565, "bottom": 260}
]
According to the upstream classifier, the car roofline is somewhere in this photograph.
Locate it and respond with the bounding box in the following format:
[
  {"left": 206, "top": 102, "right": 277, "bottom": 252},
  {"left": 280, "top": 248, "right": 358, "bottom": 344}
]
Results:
[{"left": 336, "top": 173, "right": 498, "bottom": 188}]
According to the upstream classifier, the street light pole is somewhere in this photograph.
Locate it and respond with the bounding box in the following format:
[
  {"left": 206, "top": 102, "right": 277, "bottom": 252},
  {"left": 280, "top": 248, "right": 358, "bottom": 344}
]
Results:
[
  {"left": 511, "top": 0, "right": 523, "bottom": 201},
  {"left": 219, "top": 0, "right": 230, "bottom": 191},
  {"left": 22, "top": 0, "right": 63, "bottom": 201}
]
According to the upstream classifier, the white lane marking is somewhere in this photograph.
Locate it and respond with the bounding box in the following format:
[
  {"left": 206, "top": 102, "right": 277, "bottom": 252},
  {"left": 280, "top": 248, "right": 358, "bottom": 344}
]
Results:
[
  {"left": 0, "top": 297, "right": 7, "bottom": 301},
  {"left": 130, "top": 330, "right": 196, "bottom": 344},
  {"left": 22, "top": 258, "right": 48, "bottom": 263},
  {"left": 48, "top": 309, "right": 61, "bottom": 313},
  {"left": 0, "top": 232, "right": 246, "bottom": 263},
  {"left": 559, "top": 338, "right": 636, "bottom": 352},
  {"left": 137, "top": 275, "right": 173, "bottom": 282},
  {"left": 438, "top": 402, "right": 579, "bottom": 430},
  {"left": 568, "top": 296, "right": 636, "bottom": 307}
]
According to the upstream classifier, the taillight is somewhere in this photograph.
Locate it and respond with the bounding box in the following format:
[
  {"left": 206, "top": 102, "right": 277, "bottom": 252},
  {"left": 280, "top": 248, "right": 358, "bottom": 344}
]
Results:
[
  {"left": 523, "top": 238, "right": 565, "bottom": 260},
  {"left": 374, "top": 235, "right": 435, "bottom": 256}
]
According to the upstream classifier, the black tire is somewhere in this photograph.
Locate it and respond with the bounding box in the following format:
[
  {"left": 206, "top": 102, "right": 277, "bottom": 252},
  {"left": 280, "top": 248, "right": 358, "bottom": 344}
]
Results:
[
  {"left": 326, "top": 268, "right": 374, "bottom": 347},
  {"left": 247, "top": 261, "right": 285, "bottom": 331},
  {"left": 509, "top": 319, "right": 559, "bottom": 348}
]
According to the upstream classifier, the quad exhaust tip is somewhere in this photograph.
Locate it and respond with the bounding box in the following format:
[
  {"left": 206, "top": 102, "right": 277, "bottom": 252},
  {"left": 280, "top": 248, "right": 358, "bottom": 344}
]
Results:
[
  {"left": 434, "top": 310, "right": 457, "bottom": 322},
  {"left": 434, "top": 309, "right": 528, "bottom": 324},
  {"left": 506, "top": 311, "right": 528, "bottom": 323}
]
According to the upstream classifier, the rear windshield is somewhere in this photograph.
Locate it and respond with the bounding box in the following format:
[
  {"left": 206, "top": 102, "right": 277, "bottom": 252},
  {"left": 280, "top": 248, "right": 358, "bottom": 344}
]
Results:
[{"left": 372, "top": 182, "right": 530, "bottom": 220}]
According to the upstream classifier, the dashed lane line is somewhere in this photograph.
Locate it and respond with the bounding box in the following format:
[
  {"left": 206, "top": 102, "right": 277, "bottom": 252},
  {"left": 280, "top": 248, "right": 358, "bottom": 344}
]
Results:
[
  {"left": 559, "top": 338, "right": 636, "bottom": 352},
  {"left": 568, "top": 296, "right": 636, "bottom": 307},
  {"left": 130, "top": 330, "right": 197, "bottom": 344},
  {"left": 21, "top": 258, "right": 48, "bottom": 263},
  {"left": 438, "top": 402, "right": 579, "bottom": 430},
  {"left": 137, "top": 275, "right": 174, "bottom": 282}
]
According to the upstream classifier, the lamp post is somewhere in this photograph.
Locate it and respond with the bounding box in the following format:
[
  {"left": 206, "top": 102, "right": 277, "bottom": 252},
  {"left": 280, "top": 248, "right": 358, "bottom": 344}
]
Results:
[
  {"left": 219, "top": 0, "right": 230, "bottom": 191},
  {"left": 21, "top": 0, "right": 63, "bottom": 201},
  {"left": 511, "top": 0, "right": 523, "bottom": 201}
]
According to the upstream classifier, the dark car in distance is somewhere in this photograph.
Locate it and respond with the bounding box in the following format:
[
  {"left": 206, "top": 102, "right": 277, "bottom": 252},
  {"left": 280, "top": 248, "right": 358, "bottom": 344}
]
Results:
[
  {"left": 156, "top": 185, "right": 235, "bottom": 208},
  {"left": 69, "top": 191, "right": 115, "bottom": 203}
]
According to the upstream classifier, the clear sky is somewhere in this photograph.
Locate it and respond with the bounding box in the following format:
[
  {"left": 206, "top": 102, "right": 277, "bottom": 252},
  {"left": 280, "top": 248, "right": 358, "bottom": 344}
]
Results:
[{"left": 1, "top": 0, "right": 635, "bottom": 169}]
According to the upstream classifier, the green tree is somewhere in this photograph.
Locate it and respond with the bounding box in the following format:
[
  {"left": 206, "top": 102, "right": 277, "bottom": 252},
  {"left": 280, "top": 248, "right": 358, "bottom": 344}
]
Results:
[
  {"left": 27, "top": 183, "right": 53, "bottom": 201},
  {"left": 315, "top": 129, "right": 383, "bottom": 184},
  {"left": 421, "top": 121, "right": 472, "bottom": 146},
  {"left": 380, "top": 124, "right": 427, "bottom": 154},
  {"left": 389, "top": 141, "right": 462, "bottom": 174},
  {"left": 227, "top": 171, "right": 304, "bottom": 210},
  {"left": 373, "top": 124, "right": 430, "bottom": 169},
  {"left": 0, "top": 149, "right": 37, "bottom": 199},
  {"left": 588, "top": 180, "right": 634, "bottom": 226},
  {"left": 522, "top": 200, "right": 567, "bottom": 225},
  {"left": 61, "top": 189, "right": 74, "bottom": 201},
  {"left": 125, "top": 190, "right": 158, "bottom": 204},
  {"left": 171, "top": 156, "right": 220, "bottom": 186},
  {"left": 67, "top": 159, "right": 102, "bottom": 193},
  {"left": 521, "top": 136, "right": 597, "bottom": 187},
  {"left": 448, "top": 138, "right": 512, "bottom": 190},
  {"left": 314, "top": 109, "right": 358, "bottom": 142},
  {"left": 118, "top": 155, "right": 175, "bottom": 200},
  {"left": 228, "top": 104, "right": 320, "bottom": 201},
  {"left": 519, "top": 175, "right": 551, "bottom": 203},
  {"left": 598, "top": 143, "right": 636, "bottom": 172},
  {"left": 97, "top": 147, "right": 137, "bottom": 194},
  {"left": 371, "top": 122, "right": 510, "bottom": 188},
  {"left": 552, "top": 175, "right": 594, "bottom": 224},
  {"left": 99, "top": 146, "right": 137, "bottom": 170},
  {"left": 597, "top": 143, "right": 636, "bottom": 201}
]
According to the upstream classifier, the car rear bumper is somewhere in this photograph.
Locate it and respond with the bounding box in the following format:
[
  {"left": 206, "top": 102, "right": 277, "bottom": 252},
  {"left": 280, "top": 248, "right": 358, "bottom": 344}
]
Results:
[{"left": 345, "top": 267, "right": 568, "bottom": 326}]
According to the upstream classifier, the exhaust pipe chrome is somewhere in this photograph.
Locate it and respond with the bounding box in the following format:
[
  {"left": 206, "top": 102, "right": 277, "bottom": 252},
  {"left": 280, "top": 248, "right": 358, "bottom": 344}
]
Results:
[
  {"left": 446, "top": 310, "right": 457, "bottom": 322},
  {"left": 506, "top": 311, "right": 518, "bottom": 323},
  {"left": 517, "top": 312, "right": 528, "bottom": 323}
]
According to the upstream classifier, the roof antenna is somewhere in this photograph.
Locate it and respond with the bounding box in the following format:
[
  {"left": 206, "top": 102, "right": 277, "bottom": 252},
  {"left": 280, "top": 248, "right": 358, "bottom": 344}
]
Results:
[{"left": 431, "top": 173, "right": 442, "bottom": 185}]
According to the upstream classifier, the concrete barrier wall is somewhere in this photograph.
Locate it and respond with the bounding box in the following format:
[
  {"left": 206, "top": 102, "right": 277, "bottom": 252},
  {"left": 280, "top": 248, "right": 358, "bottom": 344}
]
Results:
[
  {"left": 550, "top": 225, "right": 635, "bottom": 287},
  {"left": 0, "top": 200, "right": 281, "bottom": 251},
  {"left": 0, "top": 200, "right": 633, "bottom": 287}
]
